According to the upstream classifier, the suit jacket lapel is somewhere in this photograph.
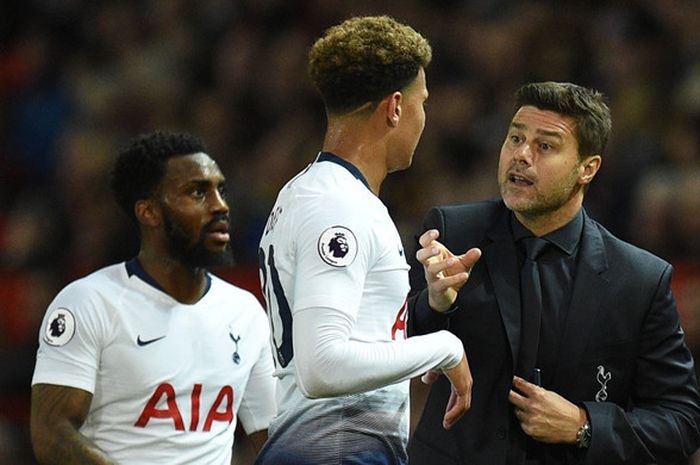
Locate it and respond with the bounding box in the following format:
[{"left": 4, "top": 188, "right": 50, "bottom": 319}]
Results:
[
  {"left": 551, "top": 211, "right": 609, "bottom": 391},
  {"left": 484, "top": 209, "right": 521, "bottom": 370}
]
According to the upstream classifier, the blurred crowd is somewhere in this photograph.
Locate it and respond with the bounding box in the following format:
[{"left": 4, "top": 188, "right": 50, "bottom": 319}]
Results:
[{"left": 2, "top": 0, "right": 700, "bottom": 463}]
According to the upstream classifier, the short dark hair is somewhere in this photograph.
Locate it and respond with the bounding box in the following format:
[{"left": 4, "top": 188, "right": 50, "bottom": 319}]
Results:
[
  {"left": 111, "top": 131, "right": 207, "bottom": 221},
  {"left": 514, "top": 82, "right": 612, "bottom": 159},
  {"left": 308, "top": 15, "right": 432, "bottom": 114}
]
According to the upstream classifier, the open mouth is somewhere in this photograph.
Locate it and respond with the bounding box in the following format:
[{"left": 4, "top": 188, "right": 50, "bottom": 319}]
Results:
[{"left": 509, "top": 172, "right": 533, "bottom": 186}]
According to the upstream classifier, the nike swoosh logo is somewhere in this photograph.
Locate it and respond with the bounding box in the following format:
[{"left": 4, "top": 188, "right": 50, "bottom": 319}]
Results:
[{"left": 137, "top": 335, "right": 166, "bottom": 346}]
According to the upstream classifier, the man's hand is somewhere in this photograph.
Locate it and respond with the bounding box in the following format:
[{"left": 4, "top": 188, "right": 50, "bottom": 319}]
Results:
[
  {"left": 437, "top": 353, "right": 473, "bottom": 430},
  {"left": 415, "top": 229, "right": 481, "bottom": 312},
  {"left": 508, "top": 376, "right": 588, "bottom": 444}
]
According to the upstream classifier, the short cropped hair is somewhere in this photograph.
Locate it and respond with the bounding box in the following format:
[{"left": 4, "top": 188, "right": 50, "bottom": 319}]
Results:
[
  {"left": 514, "top": 82, "right": 612, "bottom": 159},
  {"left": 111, "top": 131, "right": 207, "bottom": 221},
  {"left": 308, "top": 15, "right": 432, "bottom": 114}
]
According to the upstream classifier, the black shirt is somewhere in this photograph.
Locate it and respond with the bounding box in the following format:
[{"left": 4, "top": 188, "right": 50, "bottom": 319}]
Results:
[
  {"left": 508, "top": 210, "right": 584, "bottom": 465},
  {"left": 511, "top": 210, "right": 584, "bottom": 387}
]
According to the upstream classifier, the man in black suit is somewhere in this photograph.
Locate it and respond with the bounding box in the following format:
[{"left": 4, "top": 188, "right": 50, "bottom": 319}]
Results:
[{"left": 407, "top": 81, "right": 700, "bottom": 464}]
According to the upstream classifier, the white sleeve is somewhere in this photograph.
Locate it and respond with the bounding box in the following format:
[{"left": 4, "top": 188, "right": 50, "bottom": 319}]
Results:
[
  {"left": 31, "top": 280, "right": 106, "bottom": 393},
  {"left": 288, "top": 193, "right": 463, "bottom": 398},
  {"left": 293, "top": 307, "right": 463, "bottom": 398},
  {"left": 237, "top": 311, "right": 277, "bottom": 433}
]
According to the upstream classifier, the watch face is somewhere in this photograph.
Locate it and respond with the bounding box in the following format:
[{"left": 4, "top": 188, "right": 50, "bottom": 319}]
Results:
[{"left": 577, "top": 422, "right": 592, "bottom": 448}]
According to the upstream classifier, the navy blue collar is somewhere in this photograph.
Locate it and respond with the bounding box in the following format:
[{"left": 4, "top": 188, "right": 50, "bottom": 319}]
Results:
[
  {"left": 317, "top": 151, "right": 371, "bottom": 191},
  {"left": 125, "top": 258, "right": 212, "bottom": 296}
]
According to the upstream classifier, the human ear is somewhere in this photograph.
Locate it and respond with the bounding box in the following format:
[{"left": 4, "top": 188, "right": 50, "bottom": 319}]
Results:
[
  {"left": 386, "top": 91, "right": 402, "bottom": 127},
  {"left": 580, "top": 155, "right": 602, "bottom": 184},
  {"left": 135, "top": 199, "right": 161, "bottom": 227}
]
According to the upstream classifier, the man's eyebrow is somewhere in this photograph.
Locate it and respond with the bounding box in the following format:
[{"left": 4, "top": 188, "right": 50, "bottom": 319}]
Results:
[
  {"left": 186, "top": 175, "right": 226, "bottom": 185},
  {"left": 510, "top": 121, "right": 564, "bottom": 140},
  {"left": 183, "top": 179, "right": 212, "bottom": 187}
]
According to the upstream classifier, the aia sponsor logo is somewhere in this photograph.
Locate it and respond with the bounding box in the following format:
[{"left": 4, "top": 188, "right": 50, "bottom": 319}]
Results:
[{"left": 135, "top": 383, "right": 235, "bottom": 432}]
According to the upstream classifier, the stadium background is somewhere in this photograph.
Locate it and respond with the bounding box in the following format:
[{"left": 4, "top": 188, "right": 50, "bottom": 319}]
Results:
[{"left": 1, "top": 0, "right": 699, "bottom": 463}]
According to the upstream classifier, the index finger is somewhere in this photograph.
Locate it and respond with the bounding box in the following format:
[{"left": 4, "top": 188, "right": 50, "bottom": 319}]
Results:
[
  {"left": 418, "top": 229, "right": 440, "bottom": 248},
  {"left": 512, "top": 375, "right": 537, "bottom": 396}
]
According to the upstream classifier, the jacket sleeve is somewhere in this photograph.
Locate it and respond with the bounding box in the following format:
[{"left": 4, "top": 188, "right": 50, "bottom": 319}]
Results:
[{"left": 584, "top": 264, "right": 700, "bottom": 464}]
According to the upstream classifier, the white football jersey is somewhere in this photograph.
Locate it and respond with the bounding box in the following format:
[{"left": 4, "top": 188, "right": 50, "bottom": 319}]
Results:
[
  {"left": 32, "top": 260, "right": 276, "bottom": 465},
  {"left": 256, "top": 153, "right": 463, "bottom": 465}
]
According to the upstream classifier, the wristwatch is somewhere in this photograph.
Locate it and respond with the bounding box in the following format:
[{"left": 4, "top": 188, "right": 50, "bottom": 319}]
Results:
[{"left": 576, "top": 420, "right": 592, "bottom": 449}]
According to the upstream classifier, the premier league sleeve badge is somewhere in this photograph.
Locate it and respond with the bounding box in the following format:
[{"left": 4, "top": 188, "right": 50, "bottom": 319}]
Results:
[
  {"left": 317, "top": 226, "right": 358, "bottom": 267},
  {"left": 43, "top": 307, "right": 76, "bottom": 347}
]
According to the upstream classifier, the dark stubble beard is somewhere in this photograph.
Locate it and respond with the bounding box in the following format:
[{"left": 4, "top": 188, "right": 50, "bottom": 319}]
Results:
[{"left": 162, "top": 209, "right": 233, "bottom": 269}]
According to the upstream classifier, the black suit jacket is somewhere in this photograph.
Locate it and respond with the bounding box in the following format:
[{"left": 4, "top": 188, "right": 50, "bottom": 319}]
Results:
[{"left": 407, "top": 199, "right": 700, "bottom": 465}]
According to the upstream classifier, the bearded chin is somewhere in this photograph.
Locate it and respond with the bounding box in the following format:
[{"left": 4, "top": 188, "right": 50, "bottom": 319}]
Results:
[{"left": 163, "top": 214, "right": 233, "bottom": 269}]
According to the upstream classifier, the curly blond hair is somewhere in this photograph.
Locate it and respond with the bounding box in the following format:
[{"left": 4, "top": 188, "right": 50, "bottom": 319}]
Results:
[{"left": 309, "top": 15, "right": 432, "bottom": 114}]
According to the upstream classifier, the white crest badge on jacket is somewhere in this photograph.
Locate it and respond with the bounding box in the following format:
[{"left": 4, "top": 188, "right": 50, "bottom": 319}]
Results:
[{"left": 595, "top": 365, "right": 612, "bottom": 402}]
